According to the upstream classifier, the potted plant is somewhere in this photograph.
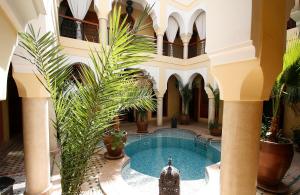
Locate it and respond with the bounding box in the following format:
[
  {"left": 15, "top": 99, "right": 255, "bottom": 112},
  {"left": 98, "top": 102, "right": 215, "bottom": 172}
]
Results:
[
  {"left": 18, "top": 5, "right": 156, "bottom": 194},
  {"left": 208, "top": 121, "right": 221, "bottom": 136},
  {"left": 179, "top": 83, "right": 192, "bottom": 124},
  {"left": 136, "top": 109, "right": 149, "bottom": 133},
  {"left": 257, "top": 39, "right": 300, "bottom": 192},
  {"left": 207, "top": 84, "right": 222, "bottom": 136},
  {"left": 103, "top": 128, "right": 127, "bottom": 159}
]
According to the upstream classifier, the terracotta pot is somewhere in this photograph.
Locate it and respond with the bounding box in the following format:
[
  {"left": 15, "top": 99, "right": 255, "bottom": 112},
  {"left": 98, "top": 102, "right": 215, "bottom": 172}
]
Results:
[
  {"left": 257, "top": 140, "right": 294, "bottom": 187},
  {"left": 103, "top": 132, "right": 127, "bottom": 158},
  {"left": 180, "top": 114, "right": 190, "bottom": 125},
  {"left": 136, "top": 121, "right": 148, "bottom": 133},
  {"left": 209, "top": 128, "right": 222, "bottom": 136}
]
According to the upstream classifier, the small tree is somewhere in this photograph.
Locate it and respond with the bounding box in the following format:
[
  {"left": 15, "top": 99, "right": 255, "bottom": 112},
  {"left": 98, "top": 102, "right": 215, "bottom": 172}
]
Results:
[
  {"left": 18, "top": 5, "right": 155, "bottom": 195},
  {"left": 265, "top": 39, "right": 300, "bottom": 142},
  {"left": 207, "top": 84, "right": 220, "bottom": 129},
  {"left": 179, "top": 83, "right": 193, "bottom": 116}
]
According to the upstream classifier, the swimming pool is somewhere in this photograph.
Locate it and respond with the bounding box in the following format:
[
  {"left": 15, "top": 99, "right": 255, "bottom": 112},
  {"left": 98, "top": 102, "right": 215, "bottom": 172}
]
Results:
[{"left": 122, "top": 129, "right": 220, "bottom": 183}]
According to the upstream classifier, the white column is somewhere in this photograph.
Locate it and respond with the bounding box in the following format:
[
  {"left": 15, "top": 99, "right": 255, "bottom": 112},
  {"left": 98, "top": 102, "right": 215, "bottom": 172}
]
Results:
[
  {"left": 156, "top": 34, "right": 164, "bottom": 55},
  {"left": 99, "top": 18, "right": 108, "bottom": 45},
  {"left": 221, "top": 101, "right": 263, "bottom": 195},
  {"left": 22, "top": 98, "right": 51, "bottom": 195},
  {"left": 180, "top": 34, "right": 191, "bottom": 59},
  {"left": 157, "top": 96, "right": 163, "bottom": 126},
  {"left": 208, "top": 97, "right": 215, "bottom": 123},
  {"left": 183, "top": 42, "right": 189, "bottom": 59}
]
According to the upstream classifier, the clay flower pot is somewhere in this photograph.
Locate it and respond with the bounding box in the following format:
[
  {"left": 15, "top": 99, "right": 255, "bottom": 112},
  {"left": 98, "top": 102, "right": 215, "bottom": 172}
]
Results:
[
  {"left": 103, "top": 131, "right": 127, "bottom": 159},
  {"left": 209, "top": 128, "right": 222, "bottom": 136},
  {"left": 257, "top": 140, "right": 294, "bottom": 192},
  {"left": 136, "top": 120, "right": 148, "bottom": 133},
  {"left": 180, "top": 114, "right": 190, "bottom": 125}
]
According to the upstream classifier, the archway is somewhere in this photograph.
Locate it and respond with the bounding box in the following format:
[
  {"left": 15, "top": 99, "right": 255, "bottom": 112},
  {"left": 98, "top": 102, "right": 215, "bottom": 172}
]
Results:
[
  {"left": 59, "top": 0, "right": 99, "bottom": 42},
  {"left": 0, "top": 65, "right": 23, "bottom": 146},
  {"left": 164, "top": 13, "right": 185, "bottom": 58},
  {"left": 188, "top": 9, "right": 206, "bottom": 58},
  {"left": 189, "top": 74, "right": 208, "bottom": 121},
  {"left": 164, "top": 75, "right": 182, "bottom": 119},
  {"left": 110, "top": 0, "right": 155, "bottom": 37}
]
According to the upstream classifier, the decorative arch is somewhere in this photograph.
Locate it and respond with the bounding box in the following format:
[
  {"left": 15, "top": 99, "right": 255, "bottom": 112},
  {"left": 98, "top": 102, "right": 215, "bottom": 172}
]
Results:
[
  {"left": 168, "top": 12, "right": 185, "bottom": 34},
  {"left": 110, "top": 0, "right": 159, "bottom": 30},
  {"left": 187, "top": 9, "right": 206, "bottom": 35}
]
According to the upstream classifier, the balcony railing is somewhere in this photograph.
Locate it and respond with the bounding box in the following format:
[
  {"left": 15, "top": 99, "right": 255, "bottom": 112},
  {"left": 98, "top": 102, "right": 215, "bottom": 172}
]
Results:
[
  {"left": 162, "top": 39, "right": 206, "bottom": 59},
  {"left": 59, "top": 14, "right": 99, "bottom": 43},
  {"left": 189, "top": 39, "right": 206, "bottom": 58},
  {"left": 163, "top": 40, "right": 184, "bottom": 59}
]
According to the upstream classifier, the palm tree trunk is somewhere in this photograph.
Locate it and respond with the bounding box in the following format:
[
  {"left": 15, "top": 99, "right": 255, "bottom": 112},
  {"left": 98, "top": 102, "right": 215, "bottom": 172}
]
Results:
[{"left": 269, "top": 117, "right": 279, "bottom": 142}]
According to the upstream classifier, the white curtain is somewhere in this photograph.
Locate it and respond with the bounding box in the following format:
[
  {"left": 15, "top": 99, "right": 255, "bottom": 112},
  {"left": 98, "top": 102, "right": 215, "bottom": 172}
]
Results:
[
  {"left": 67, "top": 0, "right": 92, "bottom": 39},
  {"left": 195, "top": 12, "right": 206, "bottom": 40},
  {"left": 166, "top": 17, "right": 179, "bottom": 56}
]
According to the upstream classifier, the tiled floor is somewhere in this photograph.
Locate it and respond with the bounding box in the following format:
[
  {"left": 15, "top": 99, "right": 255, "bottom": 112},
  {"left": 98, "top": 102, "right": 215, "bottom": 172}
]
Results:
[{"left": 0, "top": 120, "right": 299, "bottom": 195}]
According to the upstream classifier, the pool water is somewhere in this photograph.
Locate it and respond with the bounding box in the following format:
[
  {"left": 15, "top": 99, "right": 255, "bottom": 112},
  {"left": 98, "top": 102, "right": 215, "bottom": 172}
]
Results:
[{"left": 123, "top": 129, "right": 220, "bottom": 181}]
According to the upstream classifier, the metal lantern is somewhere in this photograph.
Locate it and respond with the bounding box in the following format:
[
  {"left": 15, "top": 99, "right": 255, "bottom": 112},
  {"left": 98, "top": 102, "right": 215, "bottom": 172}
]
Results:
[{"left": 159, "top": 157, "right": 180, "bottom": 195}]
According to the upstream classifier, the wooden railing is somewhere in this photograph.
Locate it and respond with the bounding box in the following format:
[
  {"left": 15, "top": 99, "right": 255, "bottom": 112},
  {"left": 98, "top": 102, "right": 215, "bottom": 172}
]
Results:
[
  {"left": 189, "top": 39, "right": 206, "bottom": 58},
  {"left": 59, "top": 14, "right": 99, "bottom": 43},
  {"left": 163, "top": 40, "right": 184, "bottom": 59},
  {"left": 162, "top": 39, "right": 206, "bottom": 59}
]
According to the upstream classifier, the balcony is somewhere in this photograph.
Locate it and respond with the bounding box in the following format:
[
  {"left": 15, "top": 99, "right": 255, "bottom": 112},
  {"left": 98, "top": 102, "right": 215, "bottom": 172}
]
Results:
[
  {"left": 162, "top": 39, "right": 206, "bottom": 59},
  {"left": 59, "top": 14, "right": 99, "bottom": 43}
]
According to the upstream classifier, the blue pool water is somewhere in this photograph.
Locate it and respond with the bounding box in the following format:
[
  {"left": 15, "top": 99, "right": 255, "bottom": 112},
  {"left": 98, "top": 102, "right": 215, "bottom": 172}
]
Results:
[{"left": 123, "top": 129, "right": 220, "bottom": 181}]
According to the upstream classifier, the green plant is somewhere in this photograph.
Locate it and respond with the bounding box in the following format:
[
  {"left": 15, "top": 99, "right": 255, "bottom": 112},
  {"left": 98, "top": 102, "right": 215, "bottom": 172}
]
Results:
[
  {"left": 178, "top": 83, "right": 192, "bottom": 115},
  {"left": 18, "top": 5, "right": 155, "bottom": 195},
  {"left": 266, "top": 39, "right": 300, "bottom": 142},
  {"left": 136, "top": 109, "right": 148, "bottom": 122},
  {"left": 207, "top": 84, "right": 220, "bottom": 125},
  {"left": 104, "top": 129, "right": 126, "bottom": 150},
  {"left": 208, "top": 121, "right": 219, "bottom": 130}
]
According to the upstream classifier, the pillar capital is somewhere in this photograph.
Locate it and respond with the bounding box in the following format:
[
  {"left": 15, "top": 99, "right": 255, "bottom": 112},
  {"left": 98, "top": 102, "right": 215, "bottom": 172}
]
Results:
[
  {"left": 180, "top": 33, "right": 192, "bottom": 44},
  {"left": 154, "top": 28, "right": 166, "bottom": 37},
  {"left": 13, "top": 71, "right": 50, "bottom": 98}
]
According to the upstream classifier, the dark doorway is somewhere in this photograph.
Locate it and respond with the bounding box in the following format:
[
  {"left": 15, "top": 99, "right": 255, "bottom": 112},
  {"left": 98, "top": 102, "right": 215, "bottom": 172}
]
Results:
[{"left": 7, "top": 65, "right": 23, "bottom": 139}]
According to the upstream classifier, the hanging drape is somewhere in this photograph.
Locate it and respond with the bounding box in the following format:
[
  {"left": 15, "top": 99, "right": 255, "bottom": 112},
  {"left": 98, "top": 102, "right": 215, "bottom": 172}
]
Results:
[
  {"left": 195, "top": 12, "right": 206, "bottom": 40},
  {"left": 166, "top": 17, "right": 179, "bottom": 56},
  {"left": 67, "top": 0, "right": 92, "bottom": 39}
]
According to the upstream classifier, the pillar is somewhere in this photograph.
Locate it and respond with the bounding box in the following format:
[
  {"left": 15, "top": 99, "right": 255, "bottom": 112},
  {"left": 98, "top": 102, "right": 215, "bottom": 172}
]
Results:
[
  {"left": 157, "top": 34, "right": 164, "bottom": 55},
  {"left": 221, "top": 101, "right": 263, "bottom": 195},
  {"left": 99, "top": 18, "right": 108, "bottom": 45},
  {"left": 157, "top": 96, "right": 163, "bottom": 126},
  {"left": 208, "top": 97, "right": 215, "bottom": 124},
  {"left": 180, "top": 34, "right": 191, "bottom": 59},
  {"left": 22, "top": 98, "right": 51, "bottom": 195}
]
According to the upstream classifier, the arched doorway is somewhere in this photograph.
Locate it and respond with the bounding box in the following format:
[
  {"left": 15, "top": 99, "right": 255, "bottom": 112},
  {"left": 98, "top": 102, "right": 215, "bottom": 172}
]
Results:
[
  {"left": 0, "top": 65, "right": 23, "bottom": 146},
  {"left": 59, "top": 0, "right": 99, "bottom": 42},
  {"left": 189, "top": 74, "right": 208, "bottom": 121},
  {"left": 164, "top": 75, "right": 181, "bottom": 119}
]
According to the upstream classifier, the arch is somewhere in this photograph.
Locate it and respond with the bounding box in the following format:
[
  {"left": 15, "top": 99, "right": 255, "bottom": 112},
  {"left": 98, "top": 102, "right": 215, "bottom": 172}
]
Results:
[
  {"left": 188, "top": 72, "right": 206, "bottom": 89},
  {"left": 188, "top": 9, "right": 205, "bottom": 35},
  {"left": 165, "top": 74, "right": 182, "bottom": 118},
  {"left": 168, "top": 12, "right": 185, "bottom": 34},
  {"left": 188, "top": 74, "right": 209, "bottom": 120},
  {"left": 166, "top": 73, "right": 184, "bottom": 87},
  {"left": 110, "top": 0, "right": 159, "bottom": 31}
]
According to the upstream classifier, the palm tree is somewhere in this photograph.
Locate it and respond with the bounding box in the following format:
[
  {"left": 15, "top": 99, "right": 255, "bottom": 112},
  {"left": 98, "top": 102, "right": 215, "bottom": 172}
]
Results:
[
  {"left": 179, "top": 83, "right": 192, "bottom": 116},
  {"left": 268, "top": 39, "right": 300, "bottom": 142},
  {"left": 207, "top": 84, "right": 220, "bottom": 125},
  {"left": 18, "top": 5, "right": 155, "bottom": 195}
]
